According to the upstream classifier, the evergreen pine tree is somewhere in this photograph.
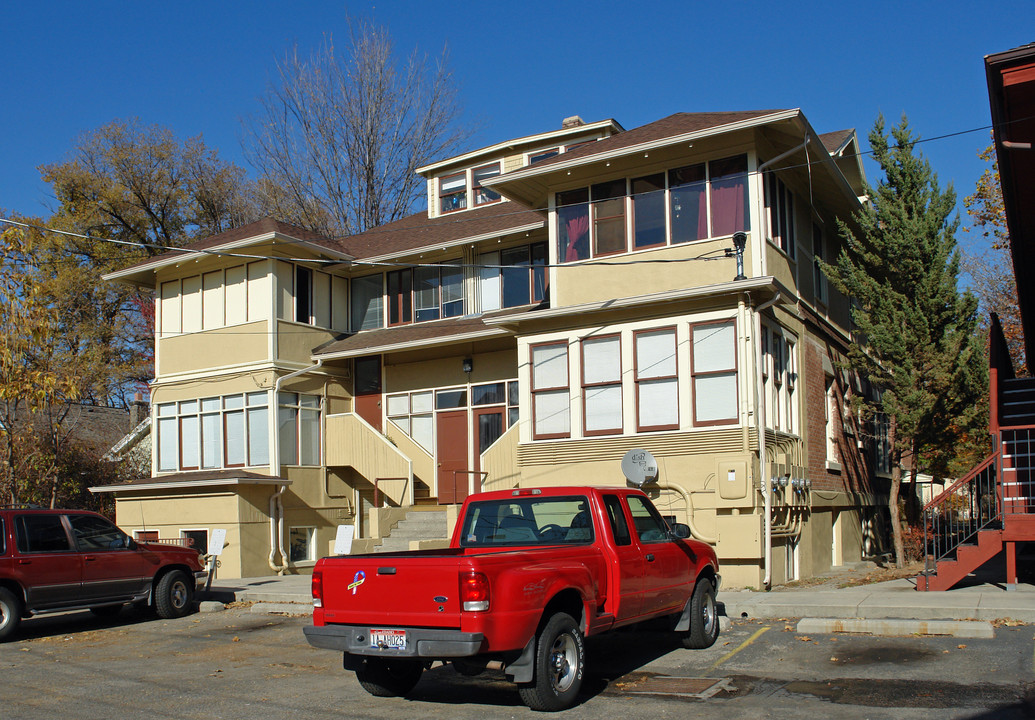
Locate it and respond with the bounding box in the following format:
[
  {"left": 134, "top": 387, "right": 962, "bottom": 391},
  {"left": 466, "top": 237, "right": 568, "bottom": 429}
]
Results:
[{"left": 826, "top": 115, "right": 986, "bottom": 567}]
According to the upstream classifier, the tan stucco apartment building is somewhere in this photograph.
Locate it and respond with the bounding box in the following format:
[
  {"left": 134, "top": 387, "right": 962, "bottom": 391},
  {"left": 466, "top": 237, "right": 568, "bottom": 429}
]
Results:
[{"left": 96, "top": 110, "right": 890, "bottom": 588}]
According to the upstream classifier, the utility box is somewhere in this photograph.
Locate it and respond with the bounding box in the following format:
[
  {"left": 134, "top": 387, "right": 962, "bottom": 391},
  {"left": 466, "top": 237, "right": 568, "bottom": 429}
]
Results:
[{"left": 717, "top": 459, "right": 749, "bottom": 501}]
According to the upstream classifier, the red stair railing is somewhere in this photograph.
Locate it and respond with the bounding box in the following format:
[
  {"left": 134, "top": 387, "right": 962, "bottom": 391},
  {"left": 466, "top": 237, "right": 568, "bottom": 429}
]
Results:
[{"left": 921, "top": 452, "right": 1001, "bottom": 578}]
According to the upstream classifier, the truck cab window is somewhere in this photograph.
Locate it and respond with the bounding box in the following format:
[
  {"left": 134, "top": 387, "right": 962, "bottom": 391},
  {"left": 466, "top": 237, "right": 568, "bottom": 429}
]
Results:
[
  {"left": 603, "top": 495, "right": 632, "bottom": 546},
  {"left": 626, "top": 495, "right": 670, "bottom": 543}
]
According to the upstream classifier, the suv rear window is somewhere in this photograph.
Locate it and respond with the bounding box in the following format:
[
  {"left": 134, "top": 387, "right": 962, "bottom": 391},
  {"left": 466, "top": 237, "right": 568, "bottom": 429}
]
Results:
[{"left": 15, "top": 515, "right": 72, "bottom": 553}]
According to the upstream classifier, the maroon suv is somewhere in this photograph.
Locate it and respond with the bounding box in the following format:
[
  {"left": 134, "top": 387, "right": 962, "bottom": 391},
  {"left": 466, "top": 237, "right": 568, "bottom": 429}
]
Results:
[{"left": 0, "top": 506, "right": 208, "bottom": 641}]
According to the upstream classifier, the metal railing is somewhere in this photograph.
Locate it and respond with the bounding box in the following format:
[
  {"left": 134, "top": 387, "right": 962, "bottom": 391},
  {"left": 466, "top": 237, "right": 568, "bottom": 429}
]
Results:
[
  {"left": 921, "top": 452, "right": 1001, "bottom": 575},
  {"left": 1001, "top": 427, "right": 1035, "bottom": 516}
]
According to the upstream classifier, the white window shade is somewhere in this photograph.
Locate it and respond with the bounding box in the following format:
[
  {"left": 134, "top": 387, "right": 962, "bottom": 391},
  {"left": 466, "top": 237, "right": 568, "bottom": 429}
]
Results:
[
  {"left": 441, "top": 173, "right": 466, "bottom": 192},
  {"left": 585, "top": 385, "right": 622, "bottom": 432},
  {"left": 533, "top": 344, "right": 568, "bottom": 389},
  {"left": 694, "top": 374, "right": 738, "bottom": 422},
  {"left": 534, "top": 390, "right": 570, "bottom": 436},
  {"left": 636, "top": 330, "right": 676, "bottom": 378},
  {"left": 639, "top": 378, "right": 678, "bottom": 428},
  {"left": 583, "top": 336, "right": 621, "bottom": 384},
  {"left": 479, "top": 251, "right": 501, "bottom": 312},
  {"left": 693, "top": 322, "right": 736, "bottom": 372}
]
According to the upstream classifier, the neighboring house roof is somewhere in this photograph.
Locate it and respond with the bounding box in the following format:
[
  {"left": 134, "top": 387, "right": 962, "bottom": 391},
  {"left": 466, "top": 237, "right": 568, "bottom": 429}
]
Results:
[
  {"left": 90, "top": 469, "right": 290, "bottom": 493},
  {"left": 341, "top": 203, "right": 545, "bottom": 262},
  {"left": 986, "top": 43, "right": 1035, "bottom": 366},
  {"left": 12, "top": 404, "right": 131, "bottom": 457},
  {"left": 103, "top": 417, "right": 151, "bottom": 462}
]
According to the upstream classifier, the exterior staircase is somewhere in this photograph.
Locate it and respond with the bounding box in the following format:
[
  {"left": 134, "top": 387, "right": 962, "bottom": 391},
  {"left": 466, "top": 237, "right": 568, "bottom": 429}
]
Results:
[
  {"left": 917, "top": 372, "right": 1035, "bottom": 590},
  {"left": 374, "top": 509, "right": 450, "bottom": 553}
]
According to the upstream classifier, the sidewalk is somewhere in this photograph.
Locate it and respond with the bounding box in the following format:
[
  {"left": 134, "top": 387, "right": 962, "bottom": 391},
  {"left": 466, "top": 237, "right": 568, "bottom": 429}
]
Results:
[{"left": 199, "top": 562, "right": 1035, "bottom": 636}]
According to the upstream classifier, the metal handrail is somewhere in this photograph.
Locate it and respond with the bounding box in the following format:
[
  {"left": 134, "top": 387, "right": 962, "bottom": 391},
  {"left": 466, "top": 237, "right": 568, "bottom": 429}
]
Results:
[{"left": 922, "top": 453, "right": 1001, "bottom": 576}]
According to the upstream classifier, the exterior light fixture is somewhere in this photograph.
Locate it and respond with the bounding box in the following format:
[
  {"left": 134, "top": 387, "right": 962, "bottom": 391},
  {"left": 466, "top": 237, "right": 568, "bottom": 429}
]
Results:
[
  {"left": 462, "top": 358, "right": 473, "bottom": 374},
  {"left": 732, "top": 231, "right": 747, "bottom": 281}
]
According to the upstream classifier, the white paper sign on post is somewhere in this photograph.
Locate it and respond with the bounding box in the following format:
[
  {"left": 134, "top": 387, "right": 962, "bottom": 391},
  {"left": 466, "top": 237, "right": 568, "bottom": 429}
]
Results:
[
  {"left": 208, "top": 528, "right": 227, "bottom": 556},
  {"left": 333, "top": 525, "right": 355, "bottom": 555}
]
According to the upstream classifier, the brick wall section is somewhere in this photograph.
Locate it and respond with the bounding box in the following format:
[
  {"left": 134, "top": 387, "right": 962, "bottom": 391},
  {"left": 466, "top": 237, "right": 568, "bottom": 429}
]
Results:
[{"left": 803, "top": 335, "right": 876, "bottom": 496}]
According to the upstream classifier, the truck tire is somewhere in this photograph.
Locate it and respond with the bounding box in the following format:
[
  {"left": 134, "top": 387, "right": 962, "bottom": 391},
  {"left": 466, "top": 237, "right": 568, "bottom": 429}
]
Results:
[
  {"left": 355, "top": 658, "right": 424, "bottom": 697},
  {"left": 517, "top": 612, "right": 585, "bottom": 711},
  {"left": 0, "top": 588, "right": 22, "bottom": 642},
  {"left": 681, "top": 578, "right": 719, "bottom": 649},
  {"left": 155, "top": 570, "right": 194, "bottom": 619}
]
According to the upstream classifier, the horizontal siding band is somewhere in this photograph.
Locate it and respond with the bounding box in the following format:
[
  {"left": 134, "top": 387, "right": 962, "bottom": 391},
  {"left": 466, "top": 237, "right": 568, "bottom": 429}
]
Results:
[{"left": 516, "top": 428, "right": 757, "bottom": 466}]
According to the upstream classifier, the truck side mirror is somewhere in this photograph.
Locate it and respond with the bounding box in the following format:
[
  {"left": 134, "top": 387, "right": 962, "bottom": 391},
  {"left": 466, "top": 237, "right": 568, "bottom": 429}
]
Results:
[{"left": 670, "top": 523, "right": 691, "bottom": 539}]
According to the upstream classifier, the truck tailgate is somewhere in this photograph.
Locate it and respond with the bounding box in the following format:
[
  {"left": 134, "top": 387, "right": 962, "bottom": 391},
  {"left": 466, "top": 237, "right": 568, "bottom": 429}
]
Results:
[{"left": 319, "top": 552, "right": 466, "bottom": 628}]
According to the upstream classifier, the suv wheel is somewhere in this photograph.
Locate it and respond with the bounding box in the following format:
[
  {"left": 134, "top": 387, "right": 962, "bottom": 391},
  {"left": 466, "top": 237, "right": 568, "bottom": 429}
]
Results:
[
  {"left": 154, "top": 570, "right": 194, "bottom": 619},
  {"left": 0, "top": 587, "right": 23, "bottom": 642}
]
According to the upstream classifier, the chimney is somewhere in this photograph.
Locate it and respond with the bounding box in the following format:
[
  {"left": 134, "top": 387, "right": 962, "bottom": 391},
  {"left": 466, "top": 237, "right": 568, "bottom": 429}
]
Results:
[
  {"left": 562, "top": 115, "right": 585, "bottom": 129},
  {"left": 129, "top": 392, "right": 148, "bottom": 430}
]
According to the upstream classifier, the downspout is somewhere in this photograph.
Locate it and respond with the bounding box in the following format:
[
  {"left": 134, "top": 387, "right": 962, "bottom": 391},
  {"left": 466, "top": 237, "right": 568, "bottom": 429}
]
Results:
[
  {"left": 268, "top": 358, "right": 324, "bottom": 574},
  {"left": 752, "top": 292, "right": 781, "bottom": 589}
]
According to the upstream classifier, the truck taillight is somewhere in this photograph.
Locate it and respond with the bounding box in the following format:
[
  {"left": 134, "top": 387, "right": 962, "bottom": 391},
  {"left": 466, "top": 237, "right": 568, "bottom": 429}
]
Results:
[
  {"left": 460, "top": 571, "right": 489, "bottom": 612},
  {"left": 312, "top": 568, "right": 323, "bottom": 608}
]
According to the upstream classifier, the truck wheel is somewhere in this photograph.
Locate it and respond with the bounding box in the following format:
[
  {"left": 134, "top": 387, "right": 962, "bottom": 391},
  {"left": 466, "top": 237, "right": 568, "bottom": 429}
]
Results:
[
  {"left": 517, "top": 612, "right": 585, "bottom": 711},
  {"left": 0, "top": 588, "right": 22, "bottom": 642},
  {"left": 355, "top": 658, "right": 424, "bottom": 697},
  {"left": 155, "top": 570, "right": 194, "bottom": 619},
  {"left": 681, "top": 578, "right": 719, "bottom": 649}
]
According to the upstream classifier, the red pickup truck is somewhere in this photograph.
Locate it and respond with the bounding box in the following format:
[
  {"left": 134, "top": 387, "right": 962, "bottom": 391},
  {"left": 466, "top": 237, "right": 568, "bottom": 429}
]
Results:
[{"left": 304, "top": 486, "right": 720, "bottom": 711}]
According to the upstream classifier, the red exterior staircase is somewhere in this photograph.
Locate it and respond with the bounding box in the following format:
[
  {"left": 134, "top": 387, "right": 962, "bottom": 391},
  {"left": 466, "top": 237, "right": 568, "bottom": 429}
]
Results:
[{"left": 916, "top": 363, "right": 1035, "bottom": 590}]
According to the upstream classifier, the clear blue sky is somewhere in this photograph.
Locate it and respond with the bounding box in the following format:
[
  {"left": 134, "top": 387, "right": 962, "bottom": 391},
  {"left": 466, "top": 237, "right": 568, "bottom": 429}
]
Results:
[{"left": 1, "top": 0, "right": 1030, "bottom": 257}]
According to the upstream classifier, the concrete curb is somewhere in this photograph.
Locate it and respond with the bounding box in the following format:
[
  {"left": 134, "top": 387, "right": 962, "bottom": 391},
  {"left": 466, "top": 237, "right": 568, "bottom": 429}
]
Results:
[
  {"left": 796, "top": 617, "right": 996, "bottom": 639},
  {"left": 249, "top": 601, "right": 313, "bottom": 615}
]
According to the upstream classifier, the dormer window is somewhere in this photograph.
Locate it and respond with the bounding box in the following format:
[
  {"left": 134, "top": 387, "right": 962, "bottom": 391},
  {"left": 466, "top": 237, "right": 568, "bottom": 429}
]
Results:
[
  {"left": 529, "top": 148, "right": 559, "bottom": 164},
  {"left": 440, "top": 172, "right": 467, "bottom": 213},
  {"left": 473, "top": 163, "right": 501, "bottom": 205}
]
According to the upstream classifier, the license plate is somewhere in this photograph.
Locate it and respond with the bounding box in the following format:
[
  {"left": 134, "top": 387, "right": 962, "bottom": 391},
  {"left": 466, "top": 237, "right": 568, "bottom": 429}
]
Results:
[{"left": 369, "top": 628, "right": 407, "bottom": 650}]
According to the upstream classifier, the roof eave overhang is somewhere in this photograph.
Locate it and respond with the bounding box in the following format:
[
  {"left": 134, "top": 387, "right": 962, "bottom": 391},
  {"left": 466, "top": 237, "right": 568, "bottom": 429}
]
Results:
[
  {"left": 314, "top": 327, "right": 511, "bottom": 361},
  {"left": 89, "top": 475, "right": 291, "bottom": 494},
  {"left": 102, "top": 232, "right": 354, "bottom": 287},
  {"left": 484, "top": 110, "right": 804, "bottom": 207},
  {"left": 354, "top": 219, "right": 545, "bottom": 265},
  {"left": 416, "top": 119, "right": 624, "bottom": 176},
  {"left": 483, "top": 276, "right": 785, "bottom": 329}
]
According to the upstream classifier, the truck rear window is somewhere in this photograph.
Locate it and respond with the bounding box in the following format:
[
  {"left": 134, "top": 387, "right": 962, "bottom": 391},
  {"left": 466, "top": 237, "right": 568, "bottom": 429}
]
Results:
[{"left": 459, "top": 496, "right": 594, "bottom": 547}]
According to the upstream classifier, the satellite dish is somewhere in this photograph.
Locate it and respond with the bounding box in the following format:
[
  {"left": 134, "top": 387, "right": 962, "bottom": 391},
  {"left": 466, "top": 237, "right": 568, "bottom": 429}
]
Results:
[{"left": 621, "top": 449, "right": 659, "bottom": 487}]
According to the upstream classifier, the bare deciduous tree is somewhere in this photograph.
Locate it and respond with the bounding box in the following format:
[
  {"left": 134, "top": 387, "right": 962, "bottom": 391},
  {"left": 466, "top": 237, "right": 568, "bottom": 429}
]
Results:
[{"left": 243, "top": 18, "right": 470, "bottom": 237}]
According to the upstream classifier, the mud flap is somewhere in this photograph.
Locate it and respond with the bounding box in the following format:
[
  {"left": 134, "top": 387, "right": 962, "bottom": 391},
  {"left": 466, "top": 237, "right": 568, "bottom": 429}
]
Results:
[
  {"left": 673, "top": 596, "right": 694, "bottom": 632},
  {"left": 503, "top": 636, "right": 536, "bottom": 684}
]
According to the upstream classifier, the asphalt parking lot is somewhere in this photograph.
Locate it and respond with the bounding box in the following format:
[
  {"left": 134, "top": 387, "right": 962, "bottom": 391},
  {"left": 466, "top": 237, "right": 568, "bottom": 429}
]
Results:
[{"left": 1, "top": 604, "right": 1032, "bottom": 720}]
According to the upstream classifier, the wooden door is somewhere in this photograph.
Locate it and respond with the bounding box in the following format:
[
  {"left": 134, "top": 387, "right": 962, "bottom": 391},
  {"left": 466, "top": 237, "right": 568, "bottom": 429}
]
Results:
[
  {"left": 436, "top": 410, "right": 469, "bottom": 504},
  {"left": 353, "top": 356, "right": 382, "bottom": 432}
]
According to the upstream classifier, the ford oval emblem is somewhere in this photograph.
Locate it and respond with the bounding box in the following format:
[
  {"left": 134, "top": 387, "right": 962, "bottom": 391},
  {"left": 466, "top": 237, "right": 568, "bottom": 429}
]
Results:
[{"left": 433, "top": 596, "right": 448, "bottom": 603}]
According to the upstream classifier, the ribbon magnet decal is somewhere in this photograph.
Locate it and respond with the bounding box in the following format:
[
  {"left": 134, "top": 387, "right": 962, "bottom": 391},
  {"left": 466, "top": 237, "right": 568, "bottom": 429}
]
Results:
[{"left": 349, "top": 570, "right": 366, "bottom": 595}]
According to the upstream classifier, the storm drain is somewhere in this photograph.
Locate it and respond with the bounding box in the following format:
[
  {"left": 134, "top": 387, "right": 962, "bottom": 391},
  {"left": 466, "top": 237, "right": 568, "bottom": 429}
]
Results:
[{"left": 612, "top": 674, "right": 734, "bottom": 699}]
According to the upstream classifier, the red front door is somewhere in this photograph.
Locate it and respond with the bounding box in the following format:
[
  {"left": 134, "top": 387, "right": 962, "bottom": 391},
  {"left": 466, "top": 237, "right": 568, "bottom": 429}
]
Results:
[
  {"left": 354, "top": 356, "right": 382, "bottom": 432},
  {"left": 436, "top": 410, "right": 469, "bottom": 504}
]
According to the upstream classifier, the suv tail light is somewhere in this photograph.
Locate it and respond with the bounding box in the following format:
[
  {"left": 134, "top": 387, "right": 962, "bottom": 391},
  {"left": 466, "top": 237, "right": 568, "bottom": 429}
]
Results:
[
  {"left": 312, "top": 568, "right": 323, "bottom": 608},
  {"left": 460, "top": 571, "right": 489, "bottom": 612}
]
